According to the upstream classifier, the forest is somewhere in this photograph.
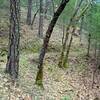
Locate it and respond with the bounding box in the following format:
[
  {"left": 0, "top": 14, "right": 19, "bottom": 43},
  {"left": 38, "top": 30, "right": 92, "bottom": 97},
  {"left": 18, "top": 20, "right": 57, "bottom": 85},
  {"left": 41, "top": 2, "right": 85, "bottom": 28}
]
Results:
[{"left": 0, "top": 0, "right": 100, "bottom": 100}]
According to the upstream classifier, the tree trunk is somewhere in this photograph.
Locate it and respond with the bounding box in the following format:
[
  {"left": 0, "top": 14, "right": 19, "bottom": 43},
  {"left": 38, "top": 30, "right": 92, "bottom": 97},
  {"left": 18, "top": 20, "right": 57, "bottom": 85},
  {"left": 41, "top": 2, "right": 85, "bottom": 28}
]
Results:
[
  {"left": 51, "top": 0, "right": 55, "bottom": 14},
  {"left": 35, "top": 0, "right": 39, "bottom": 8},
  {"left": 44, "top": 0, "right": 49, "bottom": 18},
  {"left": 79, "top": 15, "right": 84, "bottom": 44},
  {"left": 44, "top": 0, "right": 55, "bottom": 19},
  {"left": 94, "top": 40, "right": 97, "bottom": 58},
  {"left": 63, "top": 34, "right": 73, "bottom": 68},
  {"left": 31, "top": 9, "right": 39, "bottom": 29},
  {"left": 35, "top": 0, "right": 70, "bottom": 87},
  {"left": 58, "top": 0, "right": 84, "bottom": 68},
  {"left": 26, "top": 0, "right": 32, "bottom": 25},
  {"left": 38, "top": 0, "right": 44, "bottom": 38},
  {"left": 62, "top": 21, "right": 65, "bottom": 45},
  {"left": 87, "top": 33, "right": 91, "bottom": 57},
  {"left": 6, "top": 0, "right": 20, "bottom": 80}
]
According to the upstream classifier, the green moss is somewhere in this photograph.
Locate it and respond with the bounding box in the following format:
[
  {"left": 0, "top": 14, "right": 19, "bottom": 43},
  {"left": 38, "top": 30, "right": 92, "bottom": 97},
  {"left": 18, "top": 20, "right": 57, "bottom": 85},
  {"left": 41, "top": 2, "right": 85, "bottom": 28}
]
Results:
[
  {"left": 58, "top": 56, "right": 69, "bottom": 68},
  {"left": 35, "top": 68, "right": 44, "bottom": 88},
  {"left": 63, "top": 61, "right": 69, "bottom": 68}
]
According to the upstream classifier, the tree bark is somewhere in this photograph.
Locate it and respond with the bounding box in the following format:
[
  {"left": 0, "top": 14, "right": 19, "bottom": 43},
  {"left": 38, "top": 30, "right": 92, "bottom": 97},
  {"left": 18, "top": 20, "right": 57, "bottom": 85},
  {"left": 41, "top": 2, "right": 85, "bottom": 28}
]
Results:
[
  {"left": 36, "top": 0, "right": 70, "bottom": 86},
  {"left": 94, "top": 40, "right": 97, "bottom": 58},
  {"left": 26, "top": 0, "right": 32, "bottom": 25},
  {"left": 62, "top": 23, "right": 65, "bottom": 45},
  {"left": 44, "top": 0, "right": 55, "bottom": 18},
  {"left": 62, "top": 26, "right": 75, "bottom": 68},
  {"left": 51, "top": 0, "right": 55, "bottom": 14},
  {"left": 58, "top": 0, "right": 84, "bottom": 68},
  {"left": 63, "top": 34, "right": 73, "bottom": 68},
  {"left": 6, "top": 0, "right": 20, "bottom": 80},
  {"left": 31, "top": 8, "right": 39, "bottom": 29},
  {"left": 79, "top": 15, "right": 84, "bottom": 44},
  {"left": 38, "top": 0, "right": 44, "bottom": 38},
  {"left": 87, "top": 33, "right": 91, "bottom": 57}
]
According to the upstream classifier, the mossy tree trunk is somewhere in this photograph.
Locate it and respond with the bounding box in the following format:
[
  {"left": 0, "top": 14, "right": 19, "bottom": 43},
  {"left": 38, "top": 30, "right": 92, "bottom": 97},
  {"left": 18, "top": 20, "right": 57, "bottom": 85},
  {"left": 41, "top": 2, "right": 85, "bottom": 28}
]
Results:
[
  {"left": 36, "top": 0, "right": 70, "bottom": 87},
  {"left": 63, "top": 35, "right": 73, "bottom": 68},
  {"left": 58, "top": 0, "right": 84, "bottom": 68},
  {"left": 62, "top": 27, "right": 75, "bottom": 68}
]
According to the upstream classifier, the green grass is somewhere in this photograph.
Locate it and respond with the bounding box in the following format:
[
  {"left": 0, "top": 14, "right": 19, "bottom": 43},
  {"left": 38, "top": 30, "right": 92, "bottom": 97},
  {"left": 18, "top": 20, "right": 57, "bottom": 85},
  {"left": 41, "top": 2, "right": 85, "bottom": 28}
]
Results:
[{"left": 20, "top": 39, "right": 41, "bottom": 53}]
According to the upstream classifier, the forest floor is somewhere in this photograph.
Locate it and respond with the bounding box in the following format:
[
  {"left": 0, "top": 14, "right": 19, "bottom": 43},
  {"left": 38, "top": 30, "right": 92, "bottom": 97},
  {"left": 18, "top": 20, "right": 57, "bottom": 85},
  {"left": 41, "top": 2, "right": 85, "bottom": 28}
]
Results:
[{"left": 0, "top": 16, "right": 100, "bottom": 100}]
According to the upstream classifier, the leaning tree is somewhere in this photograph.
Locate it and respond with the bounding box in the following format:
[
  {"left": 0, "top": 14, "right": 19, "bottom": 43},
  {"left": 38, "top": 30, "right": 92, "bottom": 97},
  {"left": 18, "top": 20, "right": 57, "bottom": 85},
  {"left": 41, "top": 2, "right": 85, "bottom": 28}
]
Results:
[{"left": 35, "top": 0, "right": 70, "bottom": 87}]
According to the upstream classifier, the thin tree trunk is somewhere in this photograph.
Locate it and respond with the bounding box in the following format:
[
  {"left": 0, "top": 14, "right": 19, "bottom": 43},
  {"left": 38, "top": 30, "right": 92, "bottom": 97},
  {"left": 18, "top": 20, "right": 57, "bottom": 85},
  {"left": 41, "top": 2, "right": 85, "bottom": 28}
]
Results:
[
  {"left": 31, "top": 8, "right": 39, "bottom": 29},
  {"left": 79, "top": 15, "right": 84, "bottom": 44},
  {"left": 87, "top": 33, "right": 91, "bottom": 57},
  {"left": 44, "top": 0, "right": 55, "bottom": 19},
  {"left": 94, "top": 40, "right": 97, "bottom": 58},
  {"left": 62, "top": 23, "right": 65, "bottom": 45},
  {"left": 6, "top": 0, "right": 20, "bottom": 80},
  {"left": 51, "top": 0, "right": 55, "bottom": 14},
  {"left": 26, "top": 0, "right": 32, "bottom": 25},
  {"left": 59, "top": 2, "right": 89, "bottom": 67},
  {"left": 62, "top": 26, "right": 75, "bottom": 68},
  {"left": 35, "top": 0, "right": 70, "bottom": 87},
  {"left": 63, "top": 34, "right": 73, "bottom": 68},
  {"left": 38, "top": 0, "right": 44, "bottom": 38},
  {"left": 35, "top": 0, "right": 39, "bottom": 8},
  {"left": 58, "top": 0, "right": 84, "bottom": 68},
  {"left": 44, "top": 0, "right": 48, "bottom": 18}
]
